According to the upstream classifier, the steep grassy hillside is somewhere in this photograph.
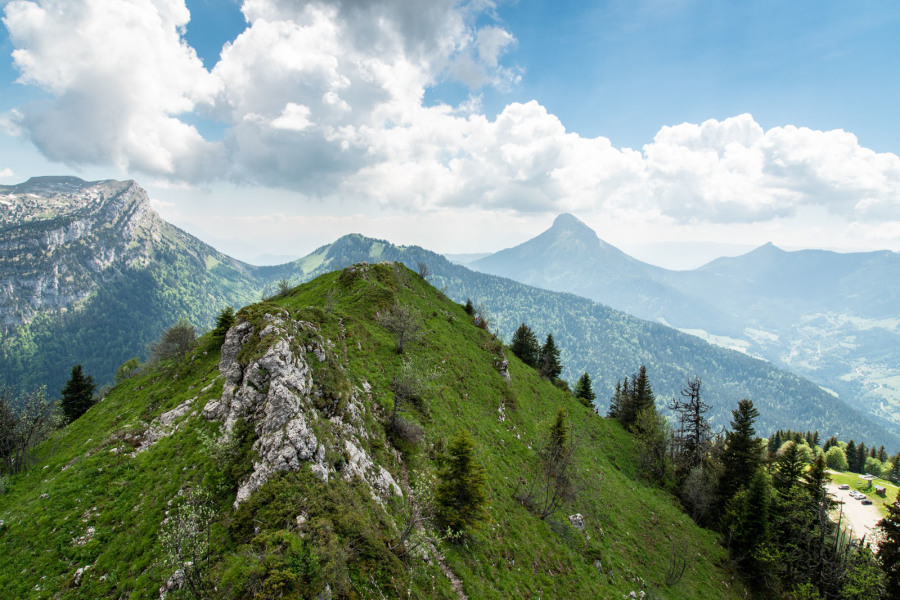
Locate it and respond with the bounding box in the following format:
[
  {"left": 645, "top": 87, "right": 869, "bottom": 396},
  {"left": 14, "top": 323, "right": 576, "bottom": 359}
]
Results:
[{"left": 0, "top": 263, "right": 746, "bottom": 599}]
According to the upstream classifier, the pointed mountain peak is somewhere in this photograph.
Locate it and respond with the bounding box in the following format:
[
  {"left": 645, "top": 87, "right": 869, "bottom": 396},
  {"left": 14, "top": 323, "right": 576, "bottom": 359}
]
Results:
[
  {"left": 551, "top": 212, "right": 589, "bottom": 230},
  {"left": 548, "top": 213, "right": 601, "bottom": 241},
  {"left": 752, "top": 242, "right": 785, "bottom": 254}
]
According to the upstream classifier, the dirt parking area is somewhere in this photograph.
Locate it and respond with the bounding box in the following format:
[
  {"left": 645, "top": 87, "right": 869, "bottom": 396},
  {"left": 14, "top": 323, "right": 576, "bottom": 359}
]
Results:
[{"left": 827, "top": 483, "right": 884, "bottom": 548}]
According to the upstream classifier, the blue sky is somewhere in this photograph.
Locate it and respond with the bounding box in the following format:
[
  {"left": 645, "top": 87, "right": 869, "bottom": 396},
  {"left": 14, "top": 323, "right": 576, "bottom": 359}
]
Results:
[{"left": 1, "top": 0, "right": 899, "bottom": 267}]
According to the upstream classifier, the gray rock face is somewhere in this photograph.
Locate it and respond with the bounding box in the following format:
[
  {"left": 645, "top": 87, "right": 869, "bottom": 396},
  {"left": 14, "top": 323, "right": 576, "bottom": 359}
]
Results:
[
  {"left": 205, "top": 313, "right": 402, "bottom": 507},
  {"left": 0, "top": 179, "right": 161, "bottom": 326}
]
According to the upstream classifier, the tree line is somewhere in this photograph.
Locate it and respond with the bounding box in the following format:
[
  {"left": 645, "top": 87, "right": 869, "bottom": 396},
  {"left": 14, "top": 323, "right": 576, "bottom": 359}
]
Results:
[{"left": 605, "top": 366, "right": 900, "bottom": 599}]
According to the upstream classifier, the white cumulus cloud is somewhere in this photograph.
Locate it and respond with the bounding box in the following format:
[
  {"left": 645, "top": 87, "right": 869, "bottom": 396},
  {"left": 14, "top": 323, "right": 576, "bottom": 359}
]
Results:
[{"left": 2, "top": 0, "right": 900, "bottom": 249}]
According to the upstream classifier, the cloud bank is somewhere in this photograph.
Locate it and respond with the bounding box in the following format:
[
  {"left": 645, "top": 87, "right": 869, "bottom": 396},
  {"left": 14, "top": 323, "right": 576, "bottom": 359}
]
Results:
[{"left": 3, "top": 0, "right": 900, "bottom": 238}]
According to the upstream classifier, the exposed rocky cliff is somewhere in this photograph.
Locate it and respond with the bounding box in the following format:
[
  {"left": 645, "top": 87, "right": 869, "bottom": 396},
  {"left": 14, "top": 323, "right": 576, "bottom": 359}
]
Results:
[{"left": 0, "top": 177, "right": 162, "bottom": 327}]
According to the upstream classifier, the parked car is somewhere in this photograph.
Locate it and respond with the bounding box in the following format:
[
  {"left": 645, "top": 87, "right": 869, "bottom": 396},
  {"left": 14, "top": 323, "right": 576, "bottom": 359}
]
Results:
[
  {"left": 839, "top": 484, "right": 850, "bottom": 490},
  {"left": 862, "top": 499, "right": 873, "bottom": 505}
]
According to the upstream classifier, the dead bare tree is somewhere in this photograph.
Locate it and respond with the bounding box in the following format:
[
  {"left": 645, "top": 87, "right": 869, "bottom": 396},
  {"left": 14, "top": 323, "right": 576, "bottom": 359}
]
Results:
[
  {"left": 0, "top": 385, "right": 61, "bottom": 474},
  {"left": 669, "top": 377, "right": 712, "bottom": 476},
  {"left": 376, "top": 302, "right": 423, "bottom": 354},
  {"left": 516, "top": 409, "right": 585, "bottom": 520}
]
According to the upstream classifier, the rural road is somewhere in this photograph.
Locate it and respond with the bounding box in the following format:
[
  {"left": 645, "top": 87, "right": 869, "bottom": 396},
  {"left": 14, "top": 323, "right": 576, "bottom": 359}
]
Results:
[{"left": 826, "top": 483, "right": 884, "bottom": 548}]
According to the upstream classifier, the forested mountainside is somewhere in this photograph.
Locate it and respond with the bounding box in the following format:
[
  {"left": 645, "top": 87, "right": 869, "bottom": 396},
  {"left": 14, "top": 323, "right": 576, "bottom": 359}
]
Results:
[
  {"left": 0, "top": 263, "right": 748, "bottom": 599},
  {"left": 282, "top": 234, "right": 900, "bottom": 451},
  {"left": 1, "top": 178, "right": 896, "bottom": 450},
  {"left": 470, "top": 213, "right": 900, "bottom": 437},
  {"left": 0, "top": 177, "right": 267, "bottom": 393}
]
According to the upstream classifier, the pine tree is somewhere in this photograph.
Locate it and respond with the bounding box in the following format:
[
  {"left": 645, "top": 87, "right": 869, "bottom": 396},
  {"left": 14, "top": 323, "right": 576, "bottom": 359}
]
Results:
[
  {"left": 855, "top": 442, "right": 868, "bottom": 473},
  {"left": 573, "top": 372, "right": 596, "bottom": 408},
  {"left": 719, "top": 399, "right": 763, "bottom": 506},
  {"left": 877, "top": 500, "right": 900, "bottom": 598},
  {"left": 213, "top": 305, "right": 236, "bottom": 340},
  {"left": 889, "top": 453, "right": 900, "bottom": 484},
  {"left": 60, "top": 364, "right": 96, "bottom": 424},
  {"left": 510, "top": 323, "right": 540, "bottom": 368},
  {"left": 669, "top": 376, "right": 711, "bottom": 473},
  {"left": 769, "top": 430, "right": 785, "bottom": 455},
  {"left": 727, "top": 468, "right": 770, "bottom": 573},
  {"left": 631, "top": 366, "right": 655, "bottom": 418},
  {"left": 435, "top": 429, "right": 488, "bottom": 535},
  {"left": 845, "top": 440, "right": 858, "bottom": 473},
  {"left": 607, "top": 380, "right": 624, "bottom": 420},
  {"left": 539, "top": 333, "right": 562, "bottom": 380},
  {"left": 517, "top": 408, "right": 580, "bottom": 519},
  {"left": 802, "top": 453, "right": 831, "bottom": 501},
  {"left": 822, "top": 436, "right": 839, "bottom": 452},
  {"left": 773, "top": 441, "right": 806, "bottom": 493}
]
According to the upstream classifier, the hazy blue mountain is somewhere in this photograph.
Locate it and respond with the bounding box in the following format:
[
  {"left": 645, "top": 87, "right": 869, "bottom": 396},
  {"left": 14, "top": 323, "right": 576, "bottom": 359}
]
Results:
[
  {"left": 470, "top": 213, "right": 734, "bottom": 332},
  {"left": 471, "top": 213, "right": 900, "bottom": 433}
]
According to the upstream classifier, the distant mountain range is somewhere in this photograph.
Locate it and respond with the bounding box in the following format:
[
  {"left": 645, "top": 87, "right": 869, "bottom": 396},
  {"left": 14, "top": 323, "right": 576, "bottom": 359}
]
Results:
[
  {"left": 1, "top": 178, "right": 897, "bottom": 449},
  {"left": 470, "top": 213, "right": 900, "bottom": 433}
]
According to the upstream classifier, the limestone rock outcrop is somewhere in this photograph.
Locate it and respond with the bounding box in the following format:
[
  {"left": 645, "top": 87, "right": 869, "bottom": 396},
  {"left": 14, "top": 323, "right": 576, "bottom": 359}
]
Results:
[{"left": 204, "top": 311, "right": 401, "bottom": 506}]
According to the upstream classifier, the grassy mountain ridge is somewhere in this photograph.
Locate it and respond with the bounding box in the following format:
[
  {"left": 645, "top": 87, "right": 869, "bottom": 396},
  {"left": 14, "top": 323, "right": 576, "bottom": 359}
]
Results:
[
  {"left": 280, "top": 234, "right": 900, "bottom": 450},
  {"left": 0, "top": 263, "right": 747, "bottom": 599}
]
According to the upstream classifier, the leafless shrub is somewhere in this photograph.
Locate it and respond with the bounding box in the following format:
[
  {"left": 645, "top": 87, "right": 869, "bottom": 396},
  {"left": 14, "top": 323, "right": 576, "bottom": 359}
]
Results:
[
  {"left": 0, "top": 385, "right": 61, "bottom": 474},
  {"left": 376, "top": 302, "right": 423, "bottom": 353}
]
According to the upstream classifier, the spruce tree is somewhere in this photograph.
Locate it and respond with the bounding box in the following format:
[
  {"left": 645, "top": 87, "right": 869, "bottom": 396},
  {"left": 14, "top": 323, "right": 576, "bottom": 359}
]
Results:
[
  {"left": 845, "top": 440, "right": 858, "bottom": 473},
  {"left": 631, "top": 366, "right": 655, "bottom": 418},
  {"left": 539, "top": 333, "right": 562, "bottom": 380},
  {"left": 773, "top": 441, "right": 806, "bottom": 493},
  {"left": 435, "top": 429, "right": 488, "bottom": 535},
  {"left": 573, "top": 372, "right": 596, "bottom": 408},
  {"left": 728, "top": 468, "right": 770, "bottom": 573},
  {"left": 719, "top": 399, "right": 762, "bottom": 506},
  {"left": 510, "top": 323, "right": 540, "bottom": 368},
  {"left": 889, "top": 453, "right": 900, "bottom": 484},
  {"left": 61, "top": 364, "right": 96, "bottom": 424},
  {"left": 877, "top": 500, "right": 900, "bottom": 598},
  {"left": 213, "top": 306, "right": 236, "bottom": 341},
  {"left": 607, "top": 380, "right": 624, "bottom": 420},
  {"left": 855, "top": 442, "right": 868, "bottom": 473}
]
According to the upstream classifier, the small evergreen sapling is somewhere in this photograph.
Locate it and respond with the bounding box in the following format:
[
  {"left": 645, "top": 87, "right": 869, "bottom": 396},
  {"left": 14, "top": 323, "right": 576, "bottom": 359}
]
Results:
[
  {"left": 510, "top": 323, "right": 540, "bottom": 368},
  {"left": 61, "top": 364, "right": 96, "bottom": 424},
  {"left": 435, "top": 429, "right": 488, "bottom": 535},
  {"left": 213, "top": 305, "right": 236, "bottom": 341},
  {"left": 539, "top": 333, "right": 562, "bottom": 380},
  {"left": 573, "top": 372, "right": 596, "bottom": 408}
]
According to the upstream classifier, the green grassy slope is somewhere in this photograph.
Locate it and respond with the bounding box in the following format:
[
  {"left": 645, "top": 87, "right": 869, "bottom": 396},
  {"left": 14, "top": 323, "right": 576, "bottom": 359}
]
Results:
[{"left": 0, "top": 263, "right": 746, "bottom": 599}]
